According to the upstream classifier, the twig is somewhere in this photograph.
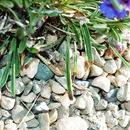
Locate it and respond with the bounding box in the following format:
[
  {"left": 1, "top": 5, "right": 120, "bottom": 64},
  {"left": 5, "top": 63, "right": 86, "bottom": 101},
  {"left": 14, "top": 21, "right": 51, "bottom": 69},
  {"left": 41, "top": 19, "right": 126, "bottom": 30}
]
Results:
[{"left": 17, "top": 94, "right": 40, "bottom": 129}]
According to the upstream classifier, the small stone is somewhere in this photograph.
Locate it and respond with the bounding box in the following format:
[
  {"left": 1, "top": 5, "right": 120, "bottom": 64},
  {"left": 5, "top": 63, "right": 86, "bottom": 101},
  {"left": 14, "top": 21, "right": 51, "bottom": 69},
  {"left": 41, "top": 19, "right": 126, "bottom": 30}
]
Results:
[
  {"left": 26, "top": 118, "right": 39, "bottom": 128},
  {"left": 23, "top": 81, "right": 33, "bottom": 96},
  {"left": 7, "top": 78, "right": 25, "bottom": 95},
  {"left": 35, "top": 62, "right": 54, "bottom": 81},
  {"left": 38, "top": 113, "right": 50, "bottom": 130},
  {"left": 5, "top": 123, "right": 17, "bottom": 130},
  {"left": 95, "top": 99, "right": 108, "bottom": 110},
  {"left": 107, "top": 75, "right": 117, "bottom": 87},
  {"left": 49, "top": 109, "right": 58, "bottom": 124},
  {"left": 117, "top": 86, "right": 126, "bottom": 102},
  {"left": 126, "top": 82, "right": 130, "bottom": 101},
  {"left": 90, "top": 64, "right": 103, "bottom": 77},
  {"left": 124, "top": 48, "right": 130, "bottom": 61},
  {"left": 115, "top": 75, "right": 127, "bottom": 87},
  {"left": 0, "top": 120, "right": 4, "bottom": 130},
  {"left": 1, "top": 109, "right": 11, "bottom": 118},
  {"left": 102, "top": 88, "right": 118, "bottom": 102},
  {"left": 92, "top": 75, "right": 110, "bottom": 92},
  {"left": 115, "top": 58, "right": 122, "bottom": 70},
  {"left": 119, "top": 115, "right": 130, "bottom": 127},
  {"left": 76, "top": 56, "right": 86, "bottom": 79},
  {"left": 1, "top": 96, "right": 15, "bottom": 110},
  {"left": 75, "top": 93, "right": 88, "bottom": 109},
  {"left": 48, "top": 103, "right": 61, "bottom": 110},
  {"left": 21, "top": 92, "right": 36, "bottom": 103},
  {"left": 55, "top": 76, "right": 67, "bottom": 89},
  {"left": 108, "top": 103, "right": 118, "bottom": 111},
  {"left": 28, "top": 127, "right": 40, "bottom": 130},
  {"left": 103, "top": 59, "right": 117, "bottom": 74},
  {"left": 92, "top": 47, "right": 105, "bottom": 67},
  {"left": 49, "top": 79, "right": 65, "bottom": 94},
  {"left": 118, "top": 110, "right": 126, "bottom": 120},
  {"left": 32, "top": 101, "right": 49, "bottom": 114},
  {"left": 56, "top": 116, "right": 88, "bottom": 130},
  {"left": 22, "top": 76, "right": 31, "bottom": 84},
  {"left": 46, "top": 35, "right": 57, "bottom": 44},
  {"left": 74, "top": 80, "right": 89, "bottom": 89},
  {"left": 12, "top": 105, "right": 34, "bottom": 123},
  {"left": 91, "top": 91, "right": 100, "bottom": 105},
  {"left": 41, "top": 85, "right": 51, "bottom": 99},
  {"left": 21, "top": 58, "right": 40, "bottom": 78},
  {"left": 33, "top": 82, "right": 42, "bottom": 94},
  {"left": 124, "top": 101, "right": 130, "bottom": 111},
  {"left": 18, "top": 122, "right": 27, "bottom": 130}
]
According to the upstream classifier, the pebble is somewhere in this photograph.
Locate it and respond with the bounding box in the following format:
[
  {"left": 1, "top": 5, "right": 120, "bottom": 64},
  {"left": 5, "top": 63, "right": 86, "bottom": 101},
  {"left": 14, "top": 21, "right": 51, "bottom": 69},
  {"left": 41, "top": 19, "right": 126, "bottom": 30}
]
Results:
[
  {"left": 32, "top": 101, "right": 49, "bottom": 114},
  {"left": 107, "top": 103, "right": 118, "bottom": 111},
  {"left": 21, "top": 92, "right": 36, "bottom": 103},
  {"left": 49, "top": 79, "right": 65, "bottom": 94},
  {"left": 33, "top": 82, "right": 42, "bottom": 94},
  {"left": 95, "top": 99, "right": 108, "bottom": 110},
  {"left": 126, "top": 82, "right": 130, "bottom": 101},
  {"left": 26, "top": 118, "right": 39, "bottom": 128},
  {"left": 7, "top": 78, "right": 25, "bottom": 95},
  {"left": 117, "top": 86, "right": 127, "bottom": 101},
  {"left": 38, "top": 113, "right": 50, "bottom": 130},
  {"left": 4, "top": 123, "right": 17, "bottom": 130},
  {"left": 49, "top": 109, "right": 58, "bottom": 124},
  {"left": 90, "top": 64, "right": 103, "bottom": 77},
  {"left": 23, "top": 81, "right": 33, "bottom": 96},
  {"left": 118, "top": 110, "right": 126, "bottom": 120},
  {"left": 0, "top": 120, "right": 4, "bottom": 130},
  {"left": 40, "top": 85, "right": 51, "bottom": 99},
  {"left": 119, "top": 115, "right": 130, "bottom": 127},
  {"left": 21, "top": 58, "right": 40, "bottom": 78},
  {"left": 103, "top": 59, "right": 117, "bottom": 74},
  {"left": 74, "top": 80, "right": 89, "bottom": 89},
  {"left": 92, "top": 47, "right": 105, "bottom": 67},
  {"left": 124, "top": 101, "right": 130, "bottom": 111},
  {"left": 55, "top": 76, "right": 67, "bottom": 89},
  {"left": 1, "top": 96, "right": 15, "bottom": 110},
  {"left": 76, "top": 56, "right": 86, "bottom": 79},
  {"left": 35, "top": 62, "right": 54, "bottom": 81},
  {"left": 48, "top": 103, "right": 61, "bottom": 110},
  {"left": 115, "top": 58, "right": 122, "bottom": 70},
  {"left": 22, "top": 76, "right": 31, "bottom": 84},
  {"left": 124, "top": 48, "right": 130, "bottom": 61},
  {"left": 56, "top": 116, "right": 88, "bottom": 130},
  {"left": 46, "top": 34, "right": 57, "bottom": 44},
  {"left": 92, "top": 75, "right": 110, "bottom": 92},
  {"left": 12, "top": 105, "right": 34, "bottom": 123}
]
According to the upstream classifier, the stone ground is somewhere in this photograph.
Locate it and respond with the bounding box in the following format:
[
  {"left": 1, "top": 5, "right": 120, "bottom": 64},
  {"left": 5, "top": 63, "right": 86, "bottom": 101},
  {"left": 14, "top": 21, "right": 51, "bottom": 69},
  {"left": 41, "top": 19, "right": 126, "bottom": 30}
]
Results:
[{"left": 1, "top": 30, "right": 130, "bottom": 130}]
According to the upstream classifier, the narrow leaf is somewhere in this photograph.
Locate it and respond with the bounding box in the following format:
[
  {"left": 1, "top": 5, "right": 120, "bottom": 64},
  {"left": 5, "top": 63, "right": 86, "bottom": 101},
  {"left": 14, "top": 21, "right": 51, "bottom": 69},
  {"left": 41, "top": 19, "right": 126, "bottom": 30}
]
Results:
[{"left": 19, "top": 36, "right": 28, "bottom": 53}]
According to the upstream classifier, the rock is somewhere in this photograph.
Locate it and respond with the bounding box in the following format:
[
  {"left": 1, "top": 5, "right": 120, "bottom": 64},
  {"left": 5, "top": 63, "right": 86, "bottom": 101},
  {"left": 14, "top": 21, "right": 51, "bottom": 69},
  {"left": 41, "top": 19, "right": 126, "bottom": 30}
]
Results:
[
  {"left": 55, "top": 76, "right": 67, "bottom": 89},
  {"left": 18, "top": 122, "right": 27, "bottom": 130},
  {"left": 108, "top": 103, "right": 118, "bottom": 111},
  {"left": 102, "top": 88, "right": 118, "bottom": 102},
  {"left": 49, "top": 79, "right": 65, "bottom": 94},
  {"left": 115, "top": 74, "right": 127, "bottom": 87},
  {"left": 21, "top": 92, "right": 36, "bottom": 103},
  {"left": 23, "top": 81, "right": 33, "bottom": 96},
  {"left": 58, "top": 41, "right": 73, "bottom": 58},
  {"left": 74, "top": 80, "right": 89, "bottom": 89},
  {"left": 21, "top": 58, "right": 40, "bottom": 78},
  {"left": 124, "top": 48, "right": 130, "bottom": 61},
  {"left": 115, "top": 58, "right": 122, "bottom": 70},
  {"left": 32, "top": 101, "right": 49, "bottom": 114},
  {"left": 5, "top": 123, "right": 17, "bottom": 130},
  {"left": 22, "top": 76, "right": 31, "bottom": 85},
  {"left": 103, "top": 59, "right": 117, "bottom": 74},
  {"left": 90, "top": 64, "right": 103, "bottom": 77},
  {"left": 95, "top": 99, "right": 108, "bottom": 110},
  {"left": 38, "top": 113, "right": 50, "bottom": 130},
  {"left": 117, "top": 86, "right": 126, "bottom": 102},
  {"left": 46, "top": 34, "right": 57, "bottom": 44},
  {"left": 119, "top": 115, "right": 130, "bottom": 127},
  {"left": 41, "top": 85, "right": 51, "bottom": 99},
  {"left": 26, "top": 118, "right": 39, "bottom": 128},
  {"left": 76, "top": 56, "right": 86, "bottom": 79},
  {"left": 28, "top": 127, "right": 40, "bottom": 130},
  {"left": 92, "top": 75, "right": 110, "bottom": 92},
  {"left": 0, "top": 120, "right": 4, "bottom": 130},
  {"left": 56, "top": 116, "right": 88, "bottom": 130},
  {"left": 49, "top": 109, "right": 58, "bottom": 124},
  {"left": 92, "top": 47, "right": 105, "bottom": 67},
  {"left": 1, "top": 96, "right": 15, "bottom": 110},
  {"left": 1, "top": 109, "right": 11, "bottom": 118},
  {"left": 35, "top": 62, "right": 54, "bottom": 81},
  {"left": 33, "top": 82, "right": 42, "bottom": 94},
  {"left": 105, "top": 111, "right": 118, "bottom": 128},
  {"left": 126, "top": 82, "right": 130, "bottom": 101},
  {"left": 91, "top": 91, "right": 100, "bottom": 105},
  {"left": 48, "top": 103, "right": 61, "bottom": 110},
  {"left": 7, "top": 78, "right": 25, "bottom": 95},
  {"left": 107, "top": 75, "right": 117, "bottom": 87},
  {"left": 118, "top": 110, "right": 126, "bottom": 120},
  {"left": 12, "top": 105, "right": 34, "bottom": 123},
  {"left": 124, "top": 101, "right": 130, "bottom": 111}
]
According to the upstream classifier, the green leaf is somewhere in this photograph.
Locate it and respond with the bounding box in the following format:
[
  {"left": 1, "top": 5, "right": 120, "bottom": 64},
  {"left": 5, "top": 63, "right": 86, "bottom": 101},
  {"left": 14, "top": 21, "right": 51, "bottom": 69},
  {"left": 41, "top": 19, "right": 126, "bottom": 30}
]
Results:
[
  {"left": 0, "top": 54, "right": 11, "bottom": 88},
  {"left": 0, "top": 0, "right": 14, "bottom": 8},
  {"left": 16, "top": 28, "right": 25, "bottom": 40},
  {"left": 109, "top": 44, "right": 130, "bottom": 68},
  {"left": 110, "top": 28, "right": 121, "bottom": 42},
  {"left": 12, "top": 0, "right": 23, "bottom": 8},
  {"left": 10, "top": 38, "right": 17, "bottom": 53},
  {"left": 0, "top": 37, "right": 9, "bottom": 51},
  {"left": 27, "top": 47, "right": 39, "bottom": 53},
  {"left": 15, "top": 49, "right": 20, "bottom": 76},
  {"left": 65, "top": 35, "right": 73, "bottom": 100},
  {"left": 19, "top": 36, "right": 28, "bottom": 53},
  {"left": 81, "top": 24, "right": 93, "bottom": 62}
]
